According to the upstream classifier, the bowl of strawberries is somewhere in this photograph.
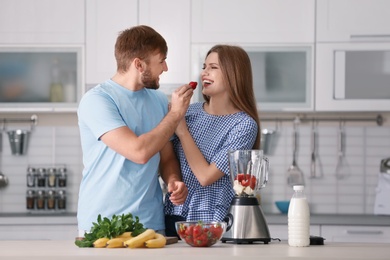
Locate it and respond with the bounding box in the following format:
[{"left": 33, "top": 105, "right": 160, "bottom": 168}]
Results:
[{"left": 175, "top": 221, "right": 226, "bottom": 247}]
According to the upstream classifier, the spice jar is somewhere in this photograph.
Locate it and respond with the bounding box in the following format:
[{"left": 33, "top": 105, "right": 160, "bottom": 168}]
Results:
[
  {"left": 37, "top": 168, "right": 46, "bottom": 187},
  {"left": 57, "top": 190, "right": 66, "bottom": 210},
  {"left": 26, "top": 167, "right": 36, "bottom": 187},
  {"left": 36, "top": 190, "right": 46, "bottom": 209},
  {"left": 47, "top": 168, "right": 57, "bottom": 187},
  {"left": 26, "top": 190, "right": 35, "bottom": 210},
  {"left": 47, "top": 190, "right": 56, "bottom": 210},
  {"left": 58, "top": 167, "right": 67, "bottom": 187}
]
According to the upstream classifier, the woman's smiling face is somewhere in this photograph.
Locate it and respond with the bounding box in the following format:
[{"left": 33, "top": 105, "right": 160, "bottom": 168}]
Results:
[{"left": 201, "top": 52, "right": 227, "bottom": 97}]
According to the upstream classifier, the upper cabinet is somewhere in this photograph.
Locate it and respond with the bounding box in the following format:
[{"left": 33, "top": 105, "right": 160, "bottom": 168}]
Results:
[
  {"left": 139, "top": 0, "right": 191, "bottom": 94},
  {"left": 85, "top": 0, "right": 138, "bottom": 85},
  {"left": 191, "top": 44, "right": 314, "bottom": 111},
  {"left": 316, "top": 0, "right": 390, "bottom": 42},
  {"left": 0, "top": 0, "right": 84, "bottom": 44},
  {"left": 191, "top": 0, "right": 315, "bottom": 44},
  {"left": 315, "top": 0, "right": 390, "bottom": 112},
  {"left": 315, "top": 43, "right": 390, "bottom": 111}
]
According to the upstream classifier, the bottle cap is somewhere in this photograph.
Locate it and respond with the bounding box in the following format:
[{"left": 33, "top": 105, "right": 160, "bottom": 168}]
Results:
[{"left": 293, "top": 185, "right": 304, "bottom": 191}]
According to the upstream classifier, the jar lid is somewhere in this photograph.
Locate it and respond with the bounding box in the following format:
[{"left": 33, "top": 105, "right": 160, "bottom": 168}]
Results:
[
  {"left": 47, "top": 190, "right": 56, "bottom": 195},
  {"left": 37, "top": 190, "right": 46, "bottom": 195},
  {"left": 26, "top": 190, "right": 35, "bottom": 195},
  {"left": 38, "top": 168, "right": 46, "bottom": 175},
  {"left": 57, "top": 190, "right": 66, "bottom": 195},
  {"left": 27, "top": 167, "right": 36, "bottom": 173},
  {"left": 48, "top": 168, "right": 57, "bottom": 174}
]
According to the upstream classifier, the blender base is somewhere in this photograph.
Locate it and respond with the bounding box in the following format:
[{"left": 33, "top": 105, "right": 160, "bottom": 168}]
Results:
[
  {"left": 222, "top": 197, "right": 271, "bottom": 244},
  {"left": 221, "top": 237, "right": 271, "bottom": 244}
]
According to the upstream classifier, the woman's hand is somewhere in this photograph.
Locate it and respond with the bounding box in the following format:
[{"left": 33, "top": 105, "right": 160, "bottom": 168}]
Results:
[{"left": 167, "top": 181, "right": 188, "bottom": 205}]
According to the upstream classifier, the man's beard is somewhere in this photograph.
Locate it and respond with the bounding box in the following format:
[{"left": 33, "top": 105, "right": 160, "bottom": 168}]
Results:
[{"left": 142, "top": 68, "right": 159, "bottom": 90}]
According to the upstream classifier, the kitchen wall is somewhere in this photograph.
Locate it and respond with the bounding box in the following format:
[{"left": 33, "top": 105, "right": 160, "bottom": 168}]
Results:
[{"left": 0, "top": 112, "right": 389, "bottom": 215}]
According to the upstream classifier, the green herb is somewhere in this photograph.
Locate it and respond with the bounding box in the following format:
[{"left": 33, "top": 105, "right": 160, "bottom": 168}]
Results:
[{"left": 75, "top": 213, "right": 147, "bottom": 248}]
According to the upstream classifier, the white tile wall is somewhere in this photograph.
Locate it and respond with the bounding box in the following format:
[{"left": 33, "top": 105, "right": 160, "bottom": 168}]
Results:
[
  {"left": 260, "top": 121, "right": 390, "bottom": 215},
  {"left": 0, "top": 120, "right": 389, "bottom": 216},
  {"left": 0, "top": 125, "right": 83, "bottom": 213}
]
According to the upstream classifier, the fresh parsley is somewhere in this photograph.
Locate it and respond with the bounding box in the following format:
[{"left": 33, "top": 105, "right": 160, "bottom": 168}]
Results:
[{"left": 75, "top": 213, "right": 147, "bottom": 248}]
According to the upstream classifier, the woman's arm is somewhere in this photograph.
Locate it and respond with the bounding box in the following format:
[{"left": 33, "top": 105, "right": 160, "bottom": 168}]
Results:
[{"left": 175, "top": 119, "right": 224, "bottom": 187}]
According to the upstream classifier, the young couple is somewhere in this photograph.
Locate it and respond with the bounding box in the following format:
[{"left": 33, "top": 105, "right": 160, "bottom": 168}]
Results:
[{"left": 77, "top": 25, "right": 260, "bottom": 238}]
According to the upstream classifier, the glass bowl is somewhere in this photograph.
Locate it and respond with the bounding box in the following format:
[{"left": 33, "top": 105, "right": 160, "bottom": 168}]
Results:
[{"left": 175, "top": 221, "right": 226, "bottom": 247}]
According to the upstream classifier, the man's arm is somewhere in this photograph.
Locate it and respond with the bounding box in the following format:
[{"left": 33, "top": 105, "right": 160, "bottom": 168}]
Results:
[
  {"left": 159, "top": 141, "right": 188, "bottom": 205},
  {"left": 100, "top": 85, "right": 193, "bottom": 164}
]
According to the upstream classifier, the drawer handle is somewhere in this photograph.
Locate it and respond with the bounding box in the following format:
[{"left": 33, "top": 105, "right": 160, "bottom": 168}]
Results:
[
  {"left": 346, "top": 230, "right": 383, "bottom": 235},
  {"left": 350, "top": 34, "right": 390, "bottom": 39}
]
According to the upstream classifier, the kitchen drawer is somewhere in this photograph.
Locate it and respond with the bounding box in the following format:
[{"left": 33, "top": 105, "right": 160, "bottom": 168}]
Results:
[
  {"left": 268, "top": 224, "right": 320, "bottom": 241},
  {"left": 321, "top": 225, "right": 390, "bottom": 243},
  {"left": 0, "top": 224, "right": 78, "bottom": 240}
]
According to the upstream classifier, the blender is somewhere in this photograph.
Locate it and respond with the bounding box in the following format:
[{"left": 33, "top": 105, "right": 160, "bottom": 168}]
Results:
[{"left": 221, "top": 150, "right": 271, "bottom": 244}]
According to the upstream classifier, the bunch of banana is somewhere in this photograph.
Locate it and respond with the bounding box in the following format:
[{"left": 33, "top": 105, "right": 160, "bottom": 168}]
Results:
[
  {"left": 124, "top": 229, "right": 167, "bottom": 249},
  {"left": 92, "top": 231, "right": 133, "bottom": 248}
]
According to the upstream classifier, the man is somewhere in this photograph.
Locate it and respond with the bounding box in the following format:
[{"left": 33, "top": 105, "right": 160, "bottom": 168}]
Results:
[{"left": 77, "top": 25, "right": 193, "bottom": 235}]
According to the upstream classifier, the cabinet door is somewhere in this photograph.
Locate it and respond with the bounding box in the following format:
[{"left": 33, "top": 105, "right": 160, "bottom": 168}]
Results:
[
  {"left": 0, "top": 0, "right": 84, "bottom": 44},
  {"left": 0, "top": 225, "right": 78, "bottom": 240},
  {"left": 321, "top": 225, "right": 390, "bottom": 243},
  {"left": 85, "top": 0, "right": 138, "bottom": 85},
  {"left": 191, "top": 44, "right": 314, "bottom": 111},
  {"left": 191, "top": 0, "right": 315, "bottom": 43},
  {"left": 316, "top": 0, "right": 390, "bottom": 42},
  {"left": 316, "top": 43, "right": 390, "bottom": 111},
  {"left": 0, "top": 46, "right": 84, "bottom": 112},
  {"left": 139, "top": 0, "right": 191, "bottom": 96}
]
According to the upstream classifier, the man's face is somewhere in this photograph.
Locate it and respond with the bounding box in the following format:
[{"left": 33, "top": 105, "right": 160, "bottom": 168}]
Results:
[{"left": 142, "top": 52, "right": 168, "bottom": 90}]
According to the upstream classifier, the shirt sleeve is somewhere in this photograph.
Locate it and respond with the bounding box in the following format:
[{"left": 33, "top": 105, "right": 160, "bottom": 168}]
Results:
[
  {"left": 78, "top": 91, "right": 126, "bottom": 140},
  {"left": 212, "top": 116, "right": 258, "bottom": 176}
]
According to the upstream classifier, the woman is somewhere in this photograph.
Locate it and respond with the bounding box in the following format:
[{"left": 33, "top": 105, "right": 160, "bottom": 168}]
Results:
[{"left": 164, "top": 44, "right": 260, "bottom": 237}]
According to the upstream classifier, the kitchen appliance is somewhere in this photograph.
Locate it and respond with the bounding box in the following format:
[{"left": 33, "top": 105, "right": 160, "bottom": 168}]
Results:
[
  {"left": 374, "top": 158, "right": 390, "bottom": 215},
  {"left": 221, "top": 150, "right": 270, "bottom": 244}
]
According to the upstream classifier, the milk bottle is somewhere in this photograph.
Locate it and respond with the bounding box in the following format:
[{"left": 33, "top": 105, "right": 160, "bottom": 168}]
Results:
[{"left": 288, "top": 185, "right": 310, "bottom": 247}]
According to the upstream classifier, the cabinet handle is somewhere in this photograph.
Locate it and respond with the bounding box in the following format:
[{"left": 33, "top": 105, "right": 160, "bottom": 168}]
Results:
[
  {"left": 346, "top": 230, "right": 383, "bottom": 235},
  {"left": 350, "top": 34, "right": 390, "bottom": 39}
]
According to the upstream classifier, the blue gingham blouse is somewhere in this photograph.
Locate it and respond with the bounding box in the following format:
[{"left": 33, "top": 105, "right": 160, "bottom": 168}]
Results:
[{"left": 164, "top": 102, "right": 258, "bottom": 222}]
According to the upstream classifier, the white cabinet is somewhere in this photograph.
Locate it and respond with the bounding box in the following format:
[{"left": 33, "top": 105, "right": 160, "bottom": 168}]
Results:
[
  {"left": 0, "top": 0, "right": 84, "bottom": 44},
  {"left": 191, "top": 44, "right": 314, "bottom": 111},
  {"left": 321, "top": 225, "right": 390, "bottom": 243},
  {"left": 316, "top": 0, "right": 390, "bottom": 42},
  {"left": 0, "top": 225, "right": 78, "bottom": 240},
  {"left": 191, "top": 0, "right": 315, "bottom": 44},
  {"left": 315, "top": 43, "right": 390, "bottom": 111},
  {"left": 139, "top": 0, "right": 191, "bottom": 93},
  {"left": 268, "top": 224, "right": 320, "bottom": 241},
  {"left": 85, "top": 0, "right": 138, "bottom": 85},
  {"left": 0, "top": 46, "right": 84, "bottom": 112}
]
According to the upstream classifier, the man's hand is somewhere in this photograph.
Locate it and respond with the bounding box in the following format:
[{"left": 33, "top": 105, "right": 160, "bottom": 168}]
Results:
[
  {"left": 169, "top": 84, "right": 193, "bottom": 119},
  {"left": 167, "top": 181, "right": 188, "bottom": 205}
]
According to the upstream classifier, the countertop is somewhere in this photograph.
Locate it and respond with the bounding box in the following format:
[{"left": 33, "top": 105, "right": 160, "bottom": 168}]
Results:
[
  {"left": 0, "top": 240, "right": 389, "bottom": 259},
  {"left": 1, "top": 212, "right": 390, "bottom": 226}
]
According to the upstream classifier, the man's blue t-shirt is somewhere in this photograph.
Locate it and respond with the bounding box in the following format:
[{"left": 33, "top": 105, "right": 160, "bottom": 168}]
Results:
[{"left": 77, "top": 79, "right": 168, "bottom": 232}]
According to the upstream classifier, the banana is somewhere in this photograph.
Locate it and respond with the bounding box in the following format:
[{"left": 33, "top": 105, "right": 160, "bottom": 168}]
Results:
[
  {"left": 124, "top": 229, "right": 156, "bottom": 248},
  {"left": 93, "top": 237, "right": 109, "bottom": 248},
  {"left": 145, "top": 233, "right": 167, "bottom": 248},
  {"left": 106, "top": 237, "right": 128, "bottom": 248},
  {"left": 116, "top": 232, "right": 132, "bottom": 238}
]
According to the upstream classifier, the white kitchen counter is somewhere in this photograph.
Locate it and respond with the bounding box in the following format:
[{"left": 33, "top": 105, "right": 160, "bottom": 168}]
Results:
[
  {"left": 1, "top": 212, "right": 389, "bottom": 226},
  {"left": 0, "top": 240, "right": 389, "bottom": 259}
]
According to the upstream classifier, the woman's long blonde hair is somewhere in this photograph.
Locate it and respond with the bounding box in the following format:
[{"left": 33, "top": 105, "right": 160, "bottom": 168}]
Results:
[{"left": 203, "top": 45, "right": 261, "bottom": 149}]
